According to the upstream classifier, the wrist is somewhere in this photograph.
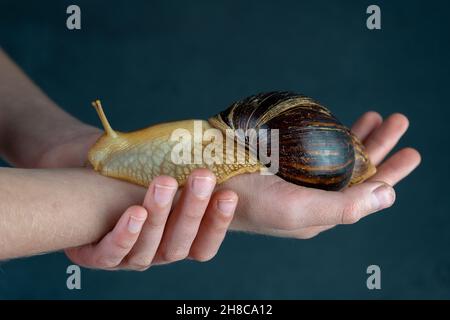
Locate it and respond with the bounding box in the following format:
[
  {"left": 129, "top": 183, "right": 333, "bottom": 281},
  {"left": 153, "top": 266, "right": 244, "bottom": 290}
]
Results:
[{"left": 35, "top": 124, "right": 102, "bottom": 168}]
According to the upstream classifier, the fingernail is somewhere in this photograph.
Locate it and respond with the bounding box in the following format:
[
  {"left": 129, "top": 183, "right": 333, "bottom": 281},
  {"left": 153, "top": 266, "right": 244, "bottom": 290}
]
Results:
[
  {"left": 217, "top": 199, "right": 236, "bottom": 215},
  {"left": 192, "top": 176, "right": 215, "bottom": 198},
  {"left": 372, "top": 184, "right": 396, "bottom": 210},
  {"left": 154, "top": 184, "right": 176, "bottom": 206},
  {"left": 128, "top": 216, "right": 145, "bottom": 234}
]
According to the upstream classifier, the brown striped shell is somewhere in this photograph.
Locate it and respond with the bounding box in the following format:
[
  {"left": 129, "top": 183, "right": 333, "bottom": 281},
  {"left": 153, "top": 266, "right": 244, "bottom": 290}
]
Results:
[{"left": 208, "top": 91, "right": 375, "bottom": 190}]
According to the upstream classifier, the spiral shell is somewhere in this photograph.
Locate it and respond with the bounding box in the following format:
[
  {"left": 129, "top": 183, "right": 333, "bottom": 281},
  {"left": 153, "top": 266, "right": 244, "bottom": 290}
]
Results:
[{"left": 209, "top": 91, "right": 374, "bottom": 190}]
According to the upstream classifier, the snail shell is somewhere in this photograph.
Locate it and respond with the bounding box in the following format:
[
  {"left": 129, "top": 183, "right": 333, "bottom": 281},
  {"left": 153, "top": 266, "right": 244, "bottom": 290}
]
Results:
[
  {"left": 209, "top": 92, "right": 375, "bottom": 190},
  {"left": 88, "top": 91, "right": 375, "bottom": 191}
]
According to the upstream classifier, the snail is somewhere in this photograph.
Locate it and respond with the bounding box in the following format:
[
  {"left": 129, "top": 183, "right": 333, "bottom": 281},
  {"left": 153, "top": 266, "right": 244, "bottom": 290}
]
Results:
[{"left": 88, "top": 91, "right": 376, "bottom": 191}]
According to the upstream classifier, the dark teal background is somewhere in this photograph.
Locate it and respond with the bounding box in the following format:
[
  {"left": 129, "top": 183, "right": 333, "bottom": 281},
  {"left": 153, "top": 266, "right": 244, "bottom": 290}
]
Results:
[{"left": 0, "top": 0, "right": 448, "bottom": 299}]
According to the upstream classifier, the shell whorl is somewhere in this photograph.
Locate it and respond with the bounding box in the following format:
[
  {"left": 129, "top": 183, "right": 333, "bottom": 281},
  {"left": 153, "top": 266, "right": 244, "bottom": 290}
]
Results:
[{"left": 209, "top": 91, "right": 373, "bottom": 190}]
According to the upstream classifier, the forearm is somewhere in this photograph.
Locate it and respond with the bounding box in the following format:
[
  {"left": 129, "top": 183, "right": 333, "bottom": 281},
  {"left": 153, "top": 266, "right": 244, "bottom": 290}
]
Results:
[
  {"left": 0, "top": 49, "right": 96, "bottom": 167},
  {"left": 0, "top": 167, "right": 145, "bottom": 260}
]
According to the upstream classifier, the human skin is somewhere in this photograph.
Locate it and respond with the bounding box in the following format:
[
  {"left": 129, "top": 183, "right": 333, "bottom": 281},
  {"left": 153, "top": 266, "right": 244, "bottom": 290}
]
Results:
[
  {"left": 0, "top": 166, "right": 238, "bottom": 269},
  {"left": 0, "top": 50, "right": 239, "bottom": 269},
  {"left": 0, "top": 49, "right": 421, "bottom": 268}
]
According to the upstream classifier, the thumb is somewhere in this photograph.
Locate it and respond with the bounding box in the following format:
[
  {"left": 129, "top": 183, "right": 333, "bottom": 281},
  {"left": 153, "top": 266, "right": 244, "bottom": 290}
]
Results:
[{"left": 303, "top": 181, "right": 396, "bottom": 226}]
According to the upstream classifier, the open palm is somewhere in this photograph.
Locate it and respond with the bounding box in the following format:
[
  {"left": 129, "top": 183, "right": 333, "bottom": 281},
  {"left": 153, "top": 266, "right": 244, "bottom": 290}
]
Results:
[{"left": 220, "top": 111, "right": 421, "bottom": 238}]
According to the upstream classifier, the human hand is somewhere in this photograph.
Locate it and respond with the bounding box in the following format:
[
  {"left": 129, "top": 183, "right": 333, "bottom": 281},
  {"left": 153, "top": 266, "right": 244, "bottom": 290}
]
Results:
[
  {"left": 65, "top": 169, "right": 237, "bottom": 270},
  {"left": 40, "top": 111, "right": 420, "bottom": 241},
  {"left": 220, "top": 112, "right": 421, "bottom": 238}
]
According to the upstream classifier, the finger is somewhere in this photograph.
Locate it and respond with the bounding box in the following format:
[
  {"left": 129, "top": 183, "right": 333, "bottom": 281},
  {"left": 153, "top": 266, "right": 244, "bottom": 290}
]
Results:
[
  {"left": 351, "top": 111, "right": 383, "bottom": 142},
  {"left": 65, "top": 205, "right": 147, "bottom": 269},
  {"left": 368, "top": 147, "right": 421, "bottom": 186},
  {"left": 154, "top": 169, "right": 216, "bottom": 264},
  {"left": 364, "top": 113, "right": 409, "bottom": 165},
  {"left": 189, "top": 190, "right": 237, "bottom": 262},
  {"left": 124, "top": 176, "right": 178, "bottom": 270},
  {"left": 299, "top": 181, "right": 396, "bottom": 227}
]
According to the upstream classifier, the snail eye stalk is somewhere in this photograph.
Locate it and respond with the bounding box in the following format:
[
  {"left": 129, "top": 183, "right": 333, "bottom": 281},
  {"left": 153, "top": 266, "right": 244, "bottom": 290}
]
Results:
[{"left": 91, "top": 99, "right": 118, "bottom": 138}]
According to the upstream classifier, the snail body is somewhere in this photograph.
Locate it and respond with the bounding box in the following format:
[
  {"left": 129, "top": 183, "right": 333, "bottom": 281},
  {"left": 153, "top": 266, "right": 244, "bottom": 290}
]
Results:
[{"left": 88, "top": 92, "right": 375, "bottom": 191}]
